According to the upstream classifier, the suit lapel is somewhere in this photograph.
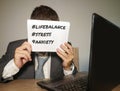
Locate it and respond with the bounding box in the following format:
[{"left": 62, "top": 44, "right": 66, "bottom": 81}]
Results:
[{"left": 50, "top": 53, "right": 64, "bottom": 79}]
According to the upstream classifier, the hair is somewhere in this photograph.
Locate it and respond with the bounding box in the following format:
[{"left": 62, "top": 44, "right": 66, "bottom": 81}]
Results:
[{"left": 30, "top": 5, "right": 59, "bottom": 21}]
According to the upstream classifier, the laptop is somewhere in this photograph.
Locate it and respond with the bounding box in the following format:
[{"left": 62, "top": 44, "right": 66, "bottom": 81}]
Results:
[
  {"left": 37, "top": 13, "right": 120, "bottom": 91},
  {"left": 87, "top": 13, "right": 120, "bottom": 91}
]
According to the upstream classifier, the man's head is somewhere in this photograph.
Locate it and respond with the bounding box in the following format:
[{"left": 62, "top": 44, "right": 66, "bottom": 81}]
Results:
[{"left": 30, "top": 5, "right": 59, "bottom": 21}]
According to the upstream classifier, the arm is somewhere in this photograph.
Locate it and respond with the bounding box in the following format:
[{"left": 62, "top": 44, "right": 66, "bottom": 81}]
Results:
[
  {"left": 1, "top": 59, "right": 20, "bottom": 82},
  {"left": 14, "top": 41, "right": 32, "bottom": 69},
  {"left": 0, "top": 41, "right": 32, "bottom": 82},
  {"left": 0, "top": 41, "right": 17, "bottom": 82}
]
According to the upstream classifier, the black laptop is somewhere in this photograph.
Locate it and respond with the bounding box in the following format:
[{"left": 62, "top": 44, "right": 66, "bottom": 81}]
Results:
[
  {"left": 37, "top": 13, "right": 120, "bottom": 91},
  {"left": 87, "top": 13, "right": 120, "bottom": 91}
]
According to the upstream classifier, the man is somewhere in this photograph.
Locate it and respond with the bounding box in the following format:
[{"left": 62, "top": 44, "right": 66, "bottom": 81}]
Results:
[{"left": 0, "top": 5, "right": 77, "bottom": 82}]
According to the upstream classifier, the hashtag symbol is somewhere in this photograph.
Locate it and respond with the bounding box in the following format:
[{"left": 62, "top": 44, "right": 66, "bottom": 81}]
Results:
[
  {"left": 32, "top": 40, "right": 35, "bottom": 43},
  {"left": 32, "top": 32, "right": 35, "bottom": 36},
  {"left": 32, "top": 25, "right": 35, "bottom": 29}
]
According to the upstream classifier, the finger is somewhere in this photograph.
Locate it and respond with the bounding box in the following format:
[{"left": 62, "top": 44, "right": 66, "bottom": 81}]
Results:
[
  {"left": 64, "top": 42, "right": 73, "bottom": 54},
  {"left": 21, "top": 41, "right": 32, "bottom": 53},
  {"left": 15, "top": 52, "right": 29, "bottom": 61},
  {"left": 15, "top": 47, "right": 31, "bottom": 61},
  {"left": 56, "top": 48, "right": 67, "bottom": 60},
  {"left": 14, "top": 53, "right": 29, "bottom": 68},
  {"left": 60, "top": 43, "right": 73, "bottom": 55},
  {"left": 60, "top": 44, "right": 69, "bottom": 53}
]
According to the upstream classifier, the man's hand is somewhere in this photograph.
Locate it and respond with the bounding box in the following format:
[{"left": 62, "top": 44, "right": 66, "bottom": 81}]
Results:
[
  {"left": 56, "top": 42, "right": 74, "bottom": 70},
  {"left": 14, "top": 41, "right": 32, "bottom": 69}
]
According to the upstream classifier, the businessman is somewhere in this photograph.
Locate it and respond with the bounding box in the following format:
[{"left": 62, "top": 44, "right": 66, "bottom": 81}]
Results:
[{"left": 0, "top": 5, "right": 77, "bottom": 82}]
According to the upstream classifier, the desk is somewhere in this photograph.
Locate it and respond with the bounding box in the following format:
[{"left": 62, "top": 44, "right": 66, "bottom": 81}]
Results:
[
  {"left": 112, "top": 84, "right": 120, "bottom": 91},
  {"left": 0, "top": 79, "right": 47, "bottom": 91}
]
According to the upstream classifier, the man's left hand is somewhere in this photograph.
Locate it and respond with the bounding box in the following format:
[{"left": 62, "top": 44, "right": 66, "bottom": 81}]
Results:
[{"left": 56, "top": 42, "right": 74, "bottom": 70}]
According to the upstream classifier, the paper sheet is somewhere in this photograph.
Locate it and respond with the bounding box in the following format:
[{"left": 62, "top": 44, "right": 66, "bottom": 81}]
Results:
[{"left": 27, "top": 19, "right": 70, "bottom": 52}]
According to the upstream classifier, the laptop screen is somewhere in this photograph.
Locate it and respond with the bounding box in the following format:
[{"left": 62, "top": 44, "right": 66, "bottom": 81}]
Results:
[{"left": 87, "top": 13, "right": 120, "bottom": 91}]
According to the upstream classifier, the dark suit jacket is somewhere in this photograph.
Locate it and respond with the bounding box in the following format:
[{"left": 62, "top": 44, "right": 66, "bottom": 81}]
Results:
[{"left": 0, "top": 39, "right": 77, "bottom": 82}]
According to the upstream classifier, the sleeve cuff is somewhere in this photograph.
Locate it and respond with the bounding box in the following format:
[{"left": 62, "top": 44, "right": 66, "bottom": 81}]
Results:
[
  {"left": 2, "top": 59, "right": 19, "bottom": 79},
  {"left": 63, "top": 63, "right": 75, "bottom": 75}
]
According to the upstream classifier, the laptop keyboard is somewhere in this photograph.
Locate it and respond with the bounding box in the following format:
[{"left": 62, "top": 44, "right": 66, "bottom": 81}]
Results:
[
  {"left": 55, "top": 76, "right": 87, "bottom": 91},
  {"left": 37, "top": 72, "right": 88, "bottom": 91}
]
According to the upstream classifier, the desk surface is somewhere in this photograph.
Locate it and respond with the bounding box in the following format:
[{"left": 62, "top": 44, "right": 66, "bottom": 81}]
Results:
[
  {"left": 0, "top": 78, "right": 120, "bottom": 91},
  {"left": 0, "top": 79, "right": 47, "bottom": 91},
  {"left": 112, "top": 84, "right": 120, "bottom": 91}
]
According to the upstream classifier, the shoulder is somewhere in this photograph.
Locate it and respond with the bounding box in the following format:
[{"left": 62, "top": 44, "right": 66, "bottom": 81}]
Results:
[
  {"left": 8, "top": 39, "right": 27, "bottom": 46},
  {"left": 9, "top": 39, "right": 27, "bottom": 44},
  {"left": 7, "top": 39, "right": 27, "bottom": 51}
]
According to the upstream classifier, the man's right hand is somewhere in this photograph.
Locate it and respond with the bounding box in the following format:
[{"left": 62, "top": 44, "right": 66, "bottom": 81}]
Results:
[{"left": 14, "top": 41, "right": 32, "bottom": 69}]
